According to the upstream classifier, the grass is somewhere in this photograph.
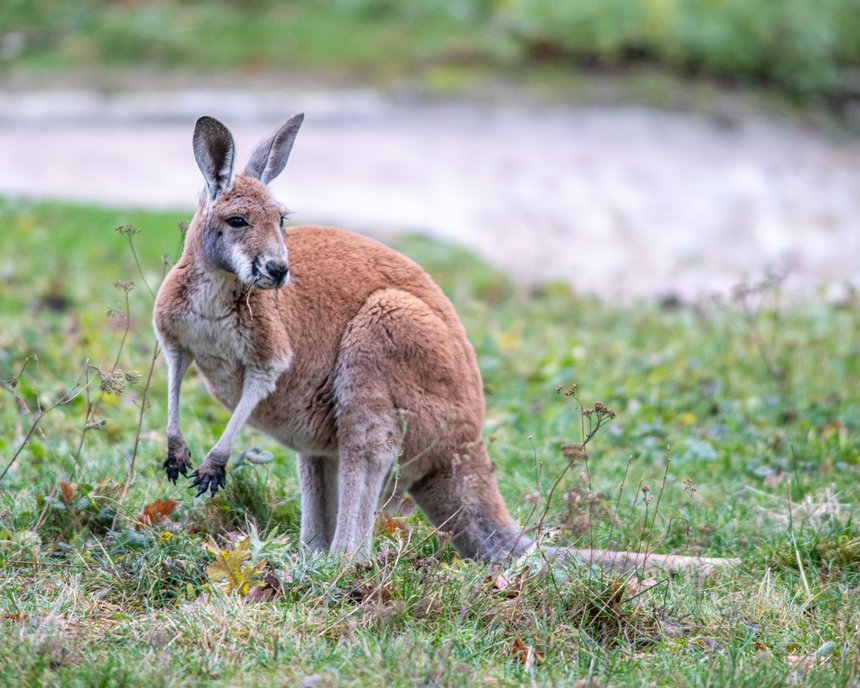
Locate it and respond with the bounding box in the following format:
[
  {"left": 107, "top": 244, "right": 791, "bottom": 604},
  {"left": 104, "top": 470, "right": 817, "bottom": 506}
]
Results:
[
  {"left": 3, "top": 0, "right": 860, "bottom": 101},
  {"left": 0, "top": 197, "right": 859, "bottom": 686}
]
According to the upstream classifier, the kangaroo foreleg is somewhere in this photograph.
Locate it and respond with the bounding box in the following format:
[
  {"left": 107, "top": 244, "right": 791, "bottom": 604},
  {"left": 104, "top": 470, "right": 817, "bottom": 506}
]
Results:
[
  {"left": 161, "top": 344, "right": 192, "bottom": 483},
  {"left": 191, "top": 368, "right": 275, "bottom": 496}
]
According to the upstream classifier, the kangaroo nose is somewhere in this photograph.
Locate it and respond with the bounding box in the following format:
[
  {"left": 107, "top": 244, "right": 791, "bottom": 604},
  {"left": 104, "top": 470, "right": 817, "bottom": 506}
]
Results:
[{"left": 265, "top": 260, "right": 289, "bottom": 284}]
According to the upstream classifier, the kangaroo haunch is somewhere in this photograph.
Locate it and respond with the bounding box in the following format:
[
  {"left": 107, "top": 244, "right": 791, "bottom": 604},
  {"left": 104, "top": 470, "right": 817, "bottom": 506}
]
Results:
[{"left": 153, "top": 115, "right": 530, "bottom": 562}]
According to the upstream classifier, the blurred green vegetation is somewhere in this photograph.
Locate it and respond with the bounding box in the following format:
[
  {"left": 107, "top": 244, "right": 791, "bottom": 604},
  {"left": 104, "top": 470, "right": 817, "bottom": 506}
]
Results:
[{"left": 2, "top": 0, "right": 859, "bottom": 99}]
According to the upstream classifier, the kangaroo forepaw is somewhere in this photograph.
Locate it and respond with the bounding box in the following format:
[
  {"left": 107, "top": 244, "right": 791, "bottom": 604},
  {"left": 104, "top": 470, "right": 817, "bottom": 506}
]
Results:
[
  {"left": 189, "top": 463, "right": 226, "bottom": 497},
  {"left": 163, "top": 437, "right": 192, "bottom": 484}
]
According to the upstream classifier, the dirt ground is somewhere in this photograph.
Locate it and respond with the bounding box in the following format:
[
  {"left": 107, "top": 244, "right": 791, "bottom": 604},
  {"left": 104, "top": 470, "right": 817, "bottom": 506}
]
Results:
[{"left": 1, "top": 85, "right": 858, "bottom": 301}]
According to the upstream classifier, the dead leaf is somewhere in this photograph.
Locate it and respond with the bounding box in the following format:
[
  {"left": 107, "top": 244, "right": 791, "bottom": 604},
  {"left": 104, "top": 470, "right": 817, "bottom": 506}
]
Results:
[
  {"left": 204, "top": 536, "right": 266, "bottom": 596},
  {"left": 491, "top": 564, "right": 532, "bottom": 598},
  {"left": 379, "top": 515, "right": 409, "bottom": 535},
  {"left": 244, "top": 572, "right": 285, "bottom": 604},
  {"left": 511, "top": 637, "right": 540, "bottom": 670},
  {"left": 60, "top": 482, "right": 74, "bottom": 504},
  {"left": 2, "top": 614, "right": 27, "bottom": 623},
  {"left": 626, "top": 576, "right": 660, "bottom": 597},
  {"left": 347, "top": 580, "right": 393, "bottom": 604},
  {"left": 136, "top": 499, "right": 178, "bottom": 529}
]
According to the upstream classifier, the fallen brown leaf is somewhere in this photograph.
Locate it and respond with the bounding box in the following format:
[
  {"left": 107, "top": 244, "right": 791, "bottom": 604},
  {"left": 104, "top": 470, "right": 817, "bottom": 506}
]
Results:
[
  {"left": 244, "top": 572, "right": 285, "bottom": 604},
  {"left": 379, "top": 515, "right": 409, "bottom": 535},
  {"left": 511, "top": 637, "right": 540, "bottom": 670},
  {"left": 136, "top": 499, "right": 178, "bottom": 529},
  {"left": 347, "top": 580, "right": 393, "bottom": 604}
]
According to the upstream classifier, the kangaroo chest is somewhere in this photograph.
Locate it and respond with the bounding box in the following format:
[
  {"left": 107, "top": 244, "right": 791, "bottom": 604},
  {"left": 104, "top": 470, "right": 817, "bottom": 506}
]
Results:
[
  {"left": 180, "top": 311, "right": 248, "bottom": 409},
  {"left": 166, "top": 281, "right": 333, "bottom": 455}
]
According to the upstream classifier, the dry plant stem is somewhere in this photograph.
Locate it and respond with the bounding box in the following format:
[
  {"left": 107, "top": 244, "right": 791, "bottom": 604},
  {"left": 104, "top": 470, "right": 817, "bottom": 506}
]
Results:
[
  {"left": 0, "top": 366, "right": 91, "bottom": 483},
  {"left": 123, "top": 343, "right": 159, "bottom": 492},
  {"left": 786, "top": 476, "right": 813, "bottom": 603},
  {"left": 111, "top": 343, "right": 161, "bottom": 530},
  {"left": 649, "top": 450, "right": 671, "bottom": 533},
  {"left": 2, "top": 357, "right": 72, "bottom": 474},
  {"left": 507, "top": 436, "right": 543, "bottom": 564},
  {"left": 737, "top": 275, "right": 791, "bottom": 412},
  {"left": 122, "top": 232, "right": 155, "bottom": 298},
  {"left": 74, "top": 290, "right": 133, "bottom": 468},
  {"left": 633, "top": 448, "right": 672, "bottom": 567},
  {"left": 607, "top": 454, "right": 634, "bottom": 548}
]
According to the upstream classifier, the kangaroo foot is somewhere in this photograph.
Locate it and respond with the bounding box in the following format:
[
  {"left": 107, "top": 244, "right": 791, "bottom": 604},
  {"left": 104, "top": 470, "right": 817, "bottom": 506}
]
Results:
[
  {"left": 163, "top": 436, "right": 192, "bottom": 484},
  {"left": 189, "top": 462, "right": 226, "bottom": 497}
]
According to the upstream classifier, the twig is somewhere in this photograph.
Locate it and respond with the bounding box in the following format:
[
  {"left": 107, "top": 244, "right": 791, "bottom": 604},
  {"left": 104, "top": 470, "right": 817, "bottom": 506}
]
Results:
[
  {"left": 111, "top": 342, "right": 161, "bottom": 530},
  {"left": 0, "top": 366, "right": 91, "bottom": 484}
]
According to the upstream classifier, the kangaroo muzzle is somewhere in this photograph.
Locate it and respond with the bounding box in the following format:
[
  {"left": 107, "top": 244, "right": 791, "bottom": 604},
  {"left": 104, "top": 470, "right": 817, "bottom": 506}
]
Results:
[{"left": 252, "top": 255, "right": 289, "bottom": 289}]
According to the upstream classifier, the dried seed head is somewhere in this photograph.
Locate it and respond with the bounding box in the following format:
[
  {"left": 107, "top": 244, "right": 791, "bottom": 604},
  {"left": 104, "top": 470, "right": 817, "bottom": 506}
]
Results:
[
  {"left": 592, "top": 401, "right": 617, "bottom": 419},
  {"left": 125, "top": 370, "right": 143, "bottom": 385},
  {"left": 561, "top": 443, "right": 588, "bottom": 464},
  {"left": 114, "top": 280, "right": 135, "bottom": 294},
  {"left": 115, "top": 224, "right": 140, "bottom": 237},
  {"left": 99, "top": 369, "right": 127, "bottom": 395}
]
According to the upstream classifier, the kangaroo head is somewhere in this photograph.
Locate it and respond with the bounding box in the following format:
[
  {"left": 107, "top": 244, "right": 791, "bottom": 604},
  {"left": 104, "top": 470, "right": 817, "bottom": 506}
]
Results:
[{"left": 192, "top": 114, "right": 304, "bottom": 289}]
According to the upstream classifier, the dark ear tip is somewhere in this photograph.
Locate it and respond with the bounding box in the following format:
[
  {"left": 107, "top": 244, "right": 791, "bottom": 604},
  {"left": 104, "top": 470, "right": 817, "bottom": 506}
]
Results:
[{"left": 194, "top": 115, "right": 229, "bottom": 136}]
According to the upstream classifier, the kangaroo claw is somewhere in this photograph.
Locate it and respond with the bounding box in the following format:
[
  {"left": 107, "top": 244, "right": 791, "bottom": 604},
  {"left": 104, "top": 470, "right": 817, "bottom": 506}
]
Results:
[
  {"left": 189, "top": 465, "right": 227, "bottom": 497},
  {"left": 164, "top": 437, "right": 192, "bottom": 484}
]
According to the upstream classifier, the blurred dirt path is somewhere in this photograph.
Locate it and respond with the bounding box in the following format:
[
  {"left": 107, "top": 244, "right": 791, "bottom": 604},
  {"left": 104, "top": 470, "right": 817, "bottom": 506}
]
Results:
[{"left": 1, "top": 88, "right": 858, "bottom": 300}]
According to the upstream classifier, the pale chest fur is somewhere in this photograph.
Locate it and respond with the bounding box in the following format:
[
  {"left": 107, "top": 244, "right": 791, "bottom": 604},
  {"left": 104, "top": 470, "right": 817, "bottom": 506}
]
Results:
[
  {"left": 166, "top": 275, "right": 284, "bottom": 410},
  {"left": 181, "top": 313, "right": 248, "bottom": 409}
]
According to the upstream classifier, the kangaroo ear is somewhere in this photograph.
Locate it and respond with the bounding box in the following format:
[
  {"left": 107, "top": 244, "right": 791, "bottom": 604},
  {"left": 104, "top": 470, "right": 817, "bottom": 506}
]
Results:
[
  {"left": 193, "top": 116, "right": 236, "bottom": 202},
  {"left": 244, "top": 113, "right": 304, "bottom": 184}
]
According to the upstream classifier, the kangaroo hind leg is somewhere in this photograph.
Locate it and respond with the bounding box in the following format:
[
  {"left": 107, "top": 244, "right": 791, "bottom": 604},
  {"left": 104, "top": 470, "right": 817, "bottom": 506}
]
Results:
[
  {"left": 408, "top": 449, "right": 531, "bottom": 563},
  {"left": 329, "top": 409, "right": 399, "bottom": 558},
  {"left": 297, "top": 453, "right": 339, "bottom": 552}
]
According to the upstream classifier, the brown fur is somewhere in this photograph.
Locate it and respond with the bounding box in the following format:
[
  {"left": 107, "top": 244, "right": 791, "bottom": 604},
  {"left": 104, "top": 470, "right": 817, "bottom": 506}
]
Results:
[{"left": 153, "top": 117, "right": 529, "bottom": 562}]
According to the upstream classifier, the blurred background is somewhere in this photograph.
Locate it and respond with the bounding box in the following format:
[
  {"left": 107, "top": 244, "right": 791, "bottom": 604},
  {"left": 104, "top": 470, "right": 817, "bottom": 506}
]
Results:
[{"left": 2, "top": 0, "right": 860, "bottom": 301}]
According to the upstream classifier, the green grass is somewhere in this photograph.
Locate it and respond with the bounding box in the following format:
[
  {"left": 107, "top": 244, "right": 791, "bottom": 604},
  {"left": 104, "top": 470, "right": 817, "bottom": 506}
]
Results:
[
  {"left": 3, "top": 0, "right": 860, "bottom": 99},
  {"left": 1, "top": 197, "right": 859, "bottom": 686}
]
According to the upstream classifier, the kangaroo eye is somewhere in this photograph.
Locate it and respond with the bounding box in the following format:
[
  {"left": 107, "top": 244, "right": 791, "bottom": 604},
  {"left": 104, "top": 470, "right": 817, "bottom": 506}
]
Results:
[
  {"left": 226, "top": 216, "right": 248, "bottom": 228},
  {"left": 279, "top": 215, "right": 286, "bottom": 229}
]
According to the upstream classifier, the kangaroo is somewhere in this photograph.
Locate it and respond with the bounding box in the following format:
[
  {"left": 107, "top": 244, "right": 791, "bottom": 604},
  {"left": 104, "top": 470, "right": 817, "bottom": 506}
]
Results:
[{"left": 153, "top": 114, "right": 530, "bottom": 562}]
